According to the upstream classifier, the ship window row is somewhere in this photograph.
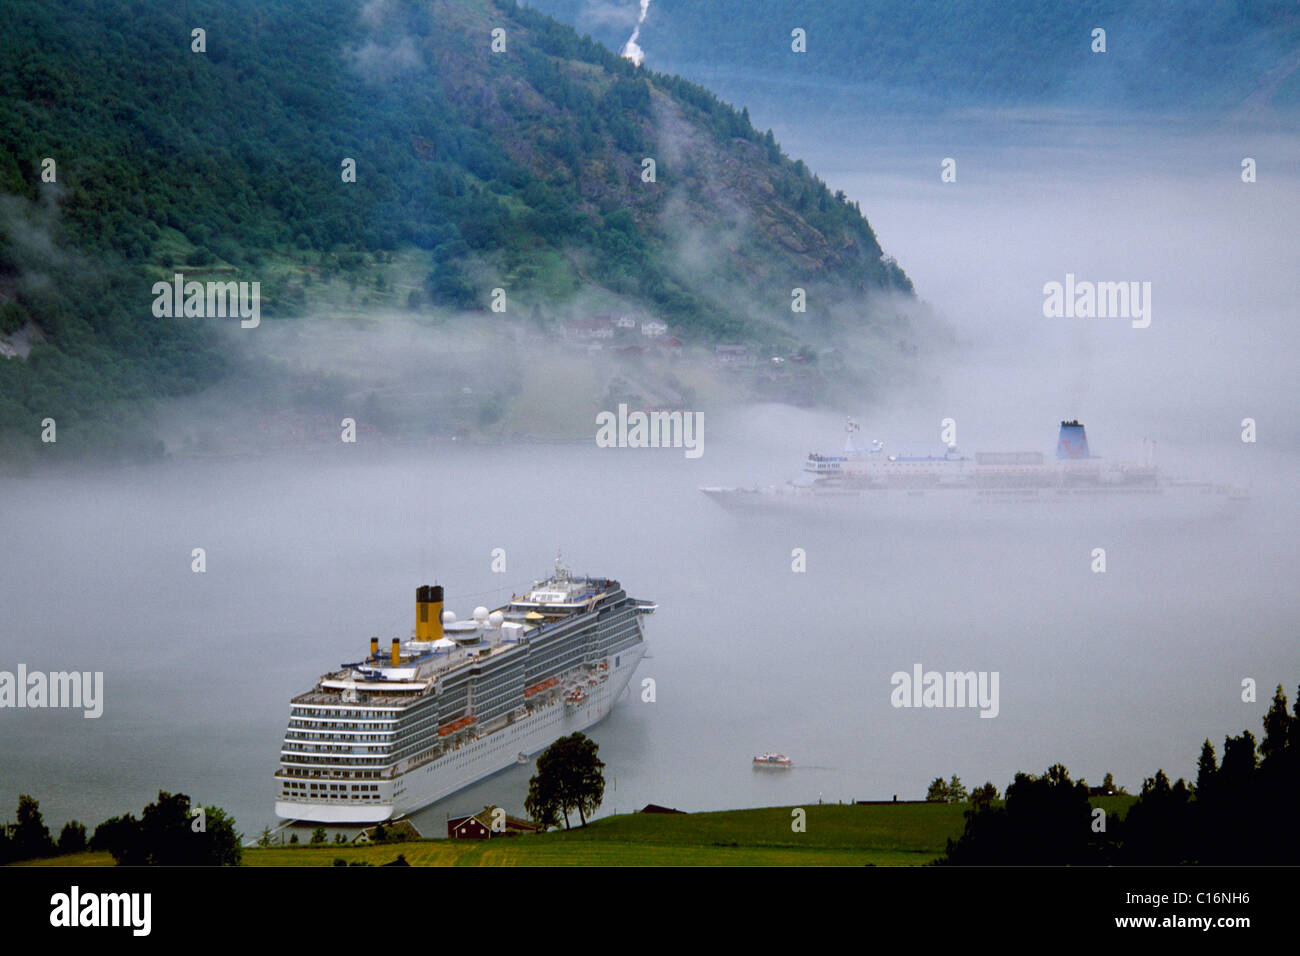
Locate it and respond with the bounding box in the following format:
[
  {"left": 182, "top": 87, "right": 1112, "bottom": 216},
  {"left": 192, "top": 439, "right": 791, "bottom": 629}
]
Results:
[
  {"left": 291, "top": 707, "right": 405, "bottom": 719},
  {"left": 474, "top": 684, "right": 524, "bottom": 710},
  {"left": 301, "top": 712, "right": 444, "bottom": 738},
  {"left": 470, "top": 669, "right": 525, "bottom": 693},
  {"left": 285, "top": 729, "right": 395, "bottom": 742},
  {"left": 389, "top": 740, "right": 446, "bottom": 763},
  {"left": 436, "top": 687, "right": 469, "bottom": 705},
  {"left": 523, "top": 642, "right": 587, "bottom": 667},
  {"left": 523, "top": 656, "right": 589, "bottom": 683},
  {"left": 474, "top": 698, "right": 517, "bottom": 722},
  {"left": 283, "top": 743, "right": 391, "bottom": 756},
  {"left": 531, "top": 625, "right": 592, "bottom": 646},
  {"left": 283, "top": 781, "right": 381, "bottom": 794},
  {"left": 283, "top": 740, "right": 392, "bottom": 755},
  {"left": 390, "top": 735, "right": 450, "bottom": 762},
  {"left": 525, "top": 628, "right": 580, "bottom": 652},
  {"left": 605, "top": 634, "right": 640, "bottom": 655},
  {"left": 391, "top": 737, "right": 443, "bottom": 760},
  {"left": 283, "top": 744, "right": 392, "bottom": 759},
  {"left": 390, "top": 712, "right": 443, "bottom": 735},
  {"left": 387, "top": 729, "right": 447, "bottom": 760},
  {"left": 288, "top": 723, "right": 397, "bottom": 736},
  {"left": 295, "top": 699, "right": 433, "bottom": 729},
  {"left": 471, "top": 703, "right": 511, "bottom": 725},
  {"left": 280, "top": 756, "right": 389, "bottom": 769},
  {"left": 281, "top": 755, "right": 391, "bottom": 768},
  {"left": 524, "top": 644, "right": 589, "bottom": 673},
  {"left": 287, "top": 723, "right": 395, "bottom": 735},
  {"left": 279, "top": 769, "right": 385, "bottom": 781},
  {"left": 289, "top": 707, "right": 441, "bottom": 738},
  {"left": 280, "top": 791, "right": 384, "bottom": 803},
  {"left": 598, "top": 629, "right": 637, "bottom": 651},
  {"left": 393, "top": 721, "right": 457, "bottom": 749},
  {"left": 284, "top": 737, "right": 391, "bottom": 751},
  {"left": 522, "top": 659, "right": 590, "bottom": 685},
  {"left": 288, "top": 717, "right": 399, "bottom": 730}
]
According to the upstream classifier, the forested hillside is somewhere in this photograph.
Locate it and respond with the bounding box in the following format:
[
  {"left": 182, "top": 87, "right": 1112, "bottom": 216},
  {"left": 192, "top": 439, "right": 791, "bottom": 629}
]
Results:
[{"left": 0, "top": 0, "right": 914, "bottom": 460}]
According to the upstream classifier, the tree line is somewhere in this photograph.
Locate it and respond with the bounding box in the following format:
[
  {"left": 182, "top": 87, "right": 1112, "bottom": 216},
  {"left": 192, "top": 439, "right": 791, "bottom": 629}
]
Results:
[
  {"left": 937, "top": 682, "right": 1300, "bottom": 864},
  {"left": 0, "top": 790, "right": 241, "bottom": 866}
]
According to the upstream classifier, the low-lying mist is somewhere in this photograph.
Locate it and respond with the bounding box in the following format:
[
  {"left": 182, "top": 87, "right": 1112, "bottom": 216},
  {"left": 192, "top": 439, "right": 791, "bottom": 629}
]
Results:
[{"left": 1, "top": 115, "right": 1295, "bottom": 837}]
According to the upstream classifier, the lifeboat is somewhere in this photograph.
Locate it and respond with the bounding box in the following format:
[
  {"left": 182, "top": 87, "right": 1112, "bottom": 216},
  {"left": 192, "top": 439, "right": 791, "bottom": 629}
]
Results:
[
  {"left": 523, "top": 676, "right": 561, "bottom": 698},
  {"left": 563, "top": 687, "right": 589, "bottom": 708},
  {"left": 437, "top": 715, "right": 477, "bottom": 737}
]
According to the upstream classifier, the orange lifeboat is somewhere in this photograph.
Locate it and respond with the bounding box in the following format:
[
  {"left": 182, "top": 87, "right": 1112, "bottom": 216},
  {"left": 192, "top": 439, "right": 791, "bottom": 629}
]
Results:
[
  {"left": 523, "top": 676, "right": 561, "bottom": 698},
  {"left": 437, "top": 715, "right": 477, "bottom": 737}
]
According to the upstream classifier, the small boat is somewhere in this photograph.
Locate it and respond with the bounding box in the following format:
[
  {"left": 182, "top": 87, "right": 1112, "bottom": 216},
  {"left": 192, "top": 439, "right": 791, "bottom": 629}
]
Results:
[{"left": 753, "top": 752, "right": 792, "bottom": 769}]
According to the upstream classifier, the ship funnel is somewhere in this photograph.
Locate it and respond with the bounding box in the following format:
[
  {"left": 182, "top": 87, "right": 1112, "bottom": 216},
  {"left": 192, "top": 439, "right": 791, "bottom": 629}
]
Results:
[
  {"left": 369, "top": 636, "right": 379, "bottom": 660},
  {"left": 416, "top": 585, "right": 445, "bottom": 642},
  {"left": 1056, "top": 420, "right": 1092, "bottom": 459},
  {"left": 390, "top": 638, "right": 401, "bottom": 666}
]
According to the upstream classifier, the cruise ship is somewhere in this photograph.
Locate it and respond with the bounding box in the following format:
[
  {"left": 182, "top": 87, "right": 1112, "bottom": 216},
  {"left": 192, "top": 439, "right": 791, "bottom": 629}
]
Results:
[
  {"left": 701, "top": 419, "right": 1248, "bottom": 512},
  {"left": 274, "top": 556, "right": 655, "bottom": 823}
]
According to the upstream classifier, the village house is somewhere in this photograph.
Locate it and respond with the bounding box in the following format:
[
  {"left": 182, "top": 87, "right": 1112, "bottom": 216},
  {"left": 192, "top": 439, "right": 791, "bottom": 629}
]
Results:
[
  {"left": 447, "top": 806, "right": 539, "bottom": 839},
  {"left": 562, "top": 318, "right": 615, "bottom": 340}
]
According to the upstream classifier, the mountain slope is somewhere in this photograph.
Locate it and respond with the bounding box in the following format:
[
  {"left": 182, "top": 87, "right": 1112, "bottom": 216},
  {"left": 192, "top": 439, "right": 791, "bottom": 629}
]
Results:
[{"left": 0, "top": 0, "right": 916, "bottom": 458}]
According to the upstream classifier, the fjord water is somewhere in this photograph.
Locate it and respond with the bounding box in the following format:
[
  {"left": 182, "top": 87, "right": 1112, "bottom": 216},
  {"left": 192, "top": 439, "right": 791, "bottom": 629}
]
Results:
[{"left": 1, "top": 120, "right": 1296, "bottom": 838}]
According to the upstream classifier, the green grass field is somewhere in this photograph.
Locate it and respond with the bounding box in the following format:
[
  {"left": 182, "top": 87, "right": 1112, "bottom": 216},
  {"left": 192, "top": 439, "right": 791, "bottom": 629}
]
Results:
[{"left": 11, "top": 797, "right": 1136, "bottom": 867}]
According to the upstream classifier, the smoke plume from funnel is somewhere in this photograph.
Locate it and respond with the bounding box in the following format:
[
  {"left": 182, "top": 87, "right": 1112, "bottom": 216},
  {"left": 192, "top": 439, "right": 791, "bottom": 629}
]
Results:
[{"left": 621, "top": 0, "right": 653, "bottom": 67}]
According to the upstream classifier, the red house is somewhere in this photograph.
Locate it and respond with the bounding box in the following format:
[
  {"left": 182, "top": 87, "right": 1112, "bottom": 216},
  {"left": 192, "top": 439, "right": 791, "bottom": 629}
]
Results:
[{"left": 447, "top": 806, "right": 538, "bottom": 839}]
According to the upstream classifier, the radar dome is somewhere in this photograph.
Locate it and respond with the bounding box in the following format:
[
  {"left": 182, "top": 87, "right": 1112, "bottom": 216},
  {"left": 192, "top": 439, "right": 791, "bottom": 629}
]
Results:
[
  {"left": 473, "top": 606, "right": 489, "bottom": 623},
  {"left": 442, "top": 611, "right": 456, "bottom": 625},
  {"left": 488, "top": 611, "right": 504, "bottom": 628}
]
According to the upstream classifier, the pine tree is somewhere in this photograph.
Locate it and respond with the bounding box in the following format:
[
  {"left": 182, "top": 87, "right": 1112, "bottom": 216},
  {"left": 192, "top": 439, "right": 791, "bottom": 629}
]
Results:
[
  {"left": 13, "top": 795, "right": 54, "bottom": 861},
  {"left": 1195, "top": 739, "right": 1217, "bottom": 795},
  {"left": 947, "top": 775, "right": 968, "bottom": 802},
  {"left": 1260, "top": 684, "right": 1291, "bottom": 768}
]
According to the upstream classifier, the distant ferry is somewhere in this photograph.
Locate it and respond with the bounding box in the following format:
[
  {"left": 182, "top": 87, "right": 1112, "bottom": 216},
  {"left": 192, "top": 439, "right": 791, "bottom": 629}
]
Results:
[
  {"left": 274, "top": 555, "right": 655, "bottom": 823},
  {"left": 702, "top": 419, "right": 1248, "bottom": 511},
  {"left": 753, "top": 753, "right": 792, "bottom": 769}
]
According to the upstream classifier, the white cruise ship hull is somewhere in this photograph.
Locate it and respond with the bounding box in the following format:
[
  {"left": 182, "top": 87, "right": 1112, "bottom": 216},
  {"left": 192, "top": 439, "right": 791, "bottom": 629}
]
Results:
[
  {"left": 275, "top": 643, "right": 646, "bottom": 823},
  {"left": 701, "top": 483, "right": 1248, "bottom": 521}
]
